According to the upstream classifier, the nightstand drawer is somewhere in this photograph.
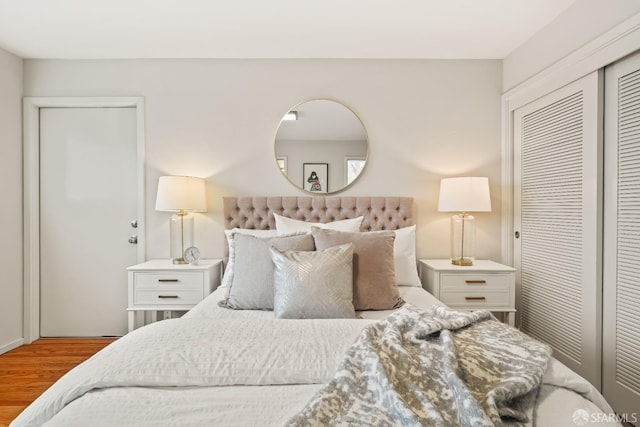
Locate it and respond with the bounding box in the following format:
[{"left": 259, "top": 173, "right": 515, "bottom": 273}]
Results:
[
  {"left": 133, "top": 272, "right": 204, "bottom": 290},
  {"left": 440, "top": 290, "right": 511, "bottom": 308},
  {"left": 134, "top": 289, "right": 204, "bottom": 305},
  {"left": 127, "top": 259, "right": 223, "bottom": 332},
  {"left": 419, "top": 260, "right": 516, "bottom": 326},
  {"left": 440, "top": 273, "right": 511, "bottom": 291}
]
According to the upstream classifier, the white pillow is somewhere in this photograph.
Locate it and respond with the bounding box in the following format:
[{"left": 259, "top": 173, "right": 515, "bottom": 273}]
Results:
[
  {"left": 221, "top": 228, "right": 279, "bottom": 288},
  {"left": 274, "top": 213, "right": 364, "bottom": 235},
  {"left": 393, "top": 225, "right": 421, "bottom": 287}
]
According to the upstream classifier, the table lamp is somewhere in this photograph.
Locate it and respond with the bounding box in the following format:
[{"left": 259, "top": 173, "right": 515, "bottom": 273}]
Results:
[
  {"left": 155, "top": 176, "right": 207, "bottom": 264},
  {"left": 438, "top": 177, "right": 491, "bottom": 266}
]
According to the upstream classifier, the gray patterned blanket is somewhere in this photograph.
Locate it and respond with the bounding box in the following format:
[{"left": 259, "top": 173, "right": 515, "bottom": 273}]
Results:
[{"left": 286, "top": 305, "right": 552, "bottom": 427}]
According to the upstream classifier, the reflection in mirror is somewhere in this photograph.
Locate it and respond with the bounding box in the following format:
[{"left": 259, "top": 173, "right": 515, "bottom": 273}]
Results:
[
  {"left": 345, "top": 157, "right": 366, "bottom": 185},
  {"left": 276, "top": 156, "right": 287, "bottom": 174},
  {"left": 274, "top": 99, "right": 368, "bottom": 194}
]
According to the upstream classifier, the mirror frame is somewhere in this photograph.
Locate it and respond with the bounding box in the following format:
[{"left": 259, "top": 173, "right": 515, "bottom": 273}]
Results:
[{"left": 274, "top": 98, "right": 369, "bottom": 194}]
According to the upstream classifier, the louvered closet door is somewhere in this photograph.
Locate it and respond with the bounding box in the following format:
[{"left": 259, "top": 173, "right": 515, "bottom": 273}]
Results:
[
  {"left": 603, "top": 52, "right": 640, "bottom": 416},
  {"left": 514, "top": 71, "right": 603, "bottom": 389}
]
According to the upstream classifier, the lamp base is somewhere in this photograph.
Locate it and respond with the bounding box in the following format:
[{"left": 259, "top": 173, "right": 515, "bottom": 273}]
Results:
[
  {"left": 451, "top": 257, "right": 474, "bottom": 266},
  {"left": 169, "top": 213, "right": 194, "bottom": 264},
  {"left": 450, "top": 213, "right": 476, "bottom": 267}
]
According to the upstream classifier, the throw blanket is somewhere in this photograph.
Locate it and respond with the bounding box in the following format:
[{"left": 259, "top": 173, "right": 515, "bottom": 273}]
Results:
[{"left": 287, "top": 305, "right": 552, "bottom": 427}]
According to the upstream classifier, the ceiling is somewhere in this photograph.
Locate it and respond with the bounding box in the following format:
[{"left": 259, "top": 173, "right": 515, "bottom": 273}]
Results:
[{"left": 0, "top": 0, "right": 577, "bottom": 60}]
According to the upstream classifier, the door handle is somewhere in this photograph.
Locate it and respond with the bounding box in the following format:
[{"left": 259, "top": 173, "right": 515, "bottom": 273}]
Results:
[
  {"left": 131, "top": 220, "right": 138, "bottom": 228},
  {"left": 128, "top": 235, "right": 138, "bottom": 244}
]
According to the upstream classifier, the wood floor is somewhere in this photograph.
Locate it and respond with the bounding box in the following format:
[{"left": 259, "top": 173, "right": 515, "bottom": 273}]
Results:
[{"left": 0, "top": 338, "right": 116, "bottom": 427}]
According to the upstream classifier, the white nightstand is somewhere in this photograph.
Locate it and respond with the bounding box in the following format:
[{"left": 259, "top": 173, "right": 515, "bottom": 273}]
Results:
[
  {"left": 419, "top": 259, "right": 516, "bottom": 327},
  {"left": 126, "top": 259, "right": 223, "bottom": 332}
]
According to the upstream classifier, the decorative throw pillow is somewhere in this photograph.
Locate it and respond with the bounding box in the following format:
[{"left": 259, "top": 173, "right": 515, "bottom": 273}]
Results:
[
  {"left": 270, "top": 243, "right": 355, "bottom": 319},
  {"left": 311, "top": 227, "right": 404, "bottom": 311},
  {"left": 393, "top": 225, "right": 421, "bottom": 286},
  {"left": 220, "top": 233, "right": 315, "bottom": 310},
  {"left": 221, "top": 228, "right": 279, "bottom": 288},
  {"left": 274, "top": 213, "right": 364, "bottom": 235}
]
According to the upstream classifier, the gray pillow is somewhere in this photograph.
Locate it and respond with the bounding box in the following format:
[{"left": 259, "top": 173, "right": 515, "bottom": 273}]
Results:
[
  {"left": 220, "top": 233, "right": 315, "bottom": 310},
  {"left": 270, "top": 243, "right": 355, "bottom": 319},
  {"left": 311, "top": 227, "right": 404, "bottom": 311},
  {"left": 221, "top": 228, "right": 279, "bottom": 288}
]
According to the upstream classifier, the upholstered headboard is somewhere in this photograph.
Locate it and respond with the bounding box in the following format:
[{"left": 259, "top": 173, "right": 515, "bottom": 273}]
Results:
[{"left": 223, "top": 196, "right": 414, "bottom": 231}]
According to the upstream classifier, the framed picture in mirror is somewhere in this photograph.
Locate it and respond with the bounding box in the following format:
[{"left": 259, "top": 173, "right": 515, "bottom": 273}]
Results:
[{"left": 303, "top": 163, "right": 328, "bottom": 193}]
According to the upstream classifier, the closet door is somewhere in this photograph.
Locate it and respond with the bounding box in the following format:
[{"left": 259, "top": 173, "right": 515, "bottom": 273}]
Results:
[
  {"left": 513, "top": 71, "right": 603, "bottom": 389},
  {"left": 603, "top": 53, "right": 640, "bottom": 416}
]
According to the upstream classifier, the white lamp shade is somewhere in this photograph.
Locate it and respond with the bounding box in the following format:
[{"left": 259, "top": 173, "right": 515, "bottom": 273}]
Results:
[
  {"left": 155, "top": 176, "right": 207, "bottom": 212},
  {"left": 438, "top": 177, "right": 491, "bottom": 213}
]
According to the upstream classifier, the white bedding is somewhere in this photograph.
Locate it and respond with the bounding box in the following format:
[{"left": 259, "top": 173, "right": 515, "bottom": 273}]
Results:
[{"left": 12, "top": 287, "right": 619, "bottom": 427}]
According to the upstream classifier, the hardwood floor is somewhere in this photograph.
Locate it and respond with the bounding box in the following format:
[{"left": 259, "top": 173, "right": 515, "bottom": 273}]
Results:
[{"left": 0, "top": 338, "right": 116, "bottom": 427}]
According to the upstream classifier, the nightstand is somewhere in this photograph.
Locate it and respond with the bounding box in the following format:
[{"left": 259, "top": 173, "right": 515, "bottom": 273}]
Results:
[
  {"left": 419, "top": 259, "right": 516, "bottom": 327},
  {"left": 126, "top": 259, "right": 223, "bottom": 332}
]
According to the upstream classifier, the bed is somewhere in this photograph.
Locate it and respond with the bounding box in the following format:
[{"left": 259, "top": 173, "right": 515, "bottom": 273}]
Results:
[{"left": 11, "top": 196, "right": 619, "bottom": 427}]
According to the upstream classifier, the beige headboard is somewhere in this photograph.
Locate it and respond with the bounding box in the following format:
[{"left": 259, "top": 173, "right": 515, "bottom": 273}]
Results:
[{"left": 223, "top": 196, "right": 414, "bottom": 231}]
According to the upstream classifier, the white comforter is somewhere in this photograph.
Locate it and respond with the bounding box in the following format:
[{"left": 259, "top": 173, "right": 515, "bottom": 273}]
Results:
[{"left": 11, "top": 287, "right": 618, "bottom": 427}]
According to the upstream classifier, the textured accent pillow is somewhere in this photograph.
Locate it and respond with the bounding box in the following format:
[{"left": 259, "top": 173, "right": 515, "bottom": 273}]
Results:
[
  {"left": 270, "top": 243, "right": 355, "bottom": 319},
  {"left": 221, "top": 228, "right": 279, "bottom": 288},
  {"left": 394, "top": 225, "right": 421, "bottom": 286},
  {"left": 220, "top": 233, "right": 315, "bottom": 310},
  {"left": 311, "top": 227, "right": 404, "bottom": 311},
  {"left": 274, "top": 213, "right": 364, "bottom": 235}
]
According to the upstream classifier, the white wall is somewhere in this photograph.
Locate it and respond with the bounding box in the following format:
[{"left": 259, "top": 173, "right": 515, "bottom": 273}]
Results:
[
  {"left": 0, "top": 47, "right": 23, "bottom": 353},
  {"left": 23, "top": 59, "right": 502, "bottom": 264},
  {"left": 503, "top": 0, "right": 640, "bottom": 91}
]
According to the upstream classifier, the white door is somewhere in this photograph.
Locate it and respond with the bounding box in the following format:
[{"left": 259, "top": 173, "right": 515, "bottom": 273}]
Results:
[
  {"left": 40, "top": 107, "right": 139, "bottom": 337},
  {"left": 603, "top": 52, "right": 640, "bottom": 417},
  {"left": 513, "top": 71, "right": 603, "bottom": 389}
]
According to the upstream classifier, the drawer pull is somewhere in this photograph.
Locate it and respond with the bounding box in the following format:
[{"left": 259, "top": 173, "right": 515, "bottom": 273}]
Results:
[
  {"left": 465, "top": 280, "right": 487, "bottom": 284},
  {"left": 465, "top": 296, "right": 486, "bottom": 301},
  {"left": 158, "top": 279, "right": 179, "bottom": 283},
  {"left": 158, "top": 295, "right": 179, "bottom": 299}
]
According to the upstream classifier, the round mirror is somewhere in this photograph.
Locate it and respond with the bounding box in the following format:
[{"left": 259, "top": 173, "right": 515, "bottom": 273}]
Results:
[{"left": 274, "top": 99, "right": 368, "bottom": 194}]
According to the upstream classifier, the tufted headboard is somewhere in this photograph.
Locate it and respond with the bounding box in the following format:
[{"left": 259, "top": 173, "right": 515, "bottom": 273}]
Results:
[{"left": 223, "top": 196, "right": 414, "bottom": 231}]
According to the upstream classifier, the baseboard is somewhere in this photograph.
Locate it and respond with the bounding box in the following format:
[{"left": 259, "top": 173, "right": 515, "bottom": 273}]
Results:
[{"left": 0, "top": 337, "right": 24, "bottom": 355}]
